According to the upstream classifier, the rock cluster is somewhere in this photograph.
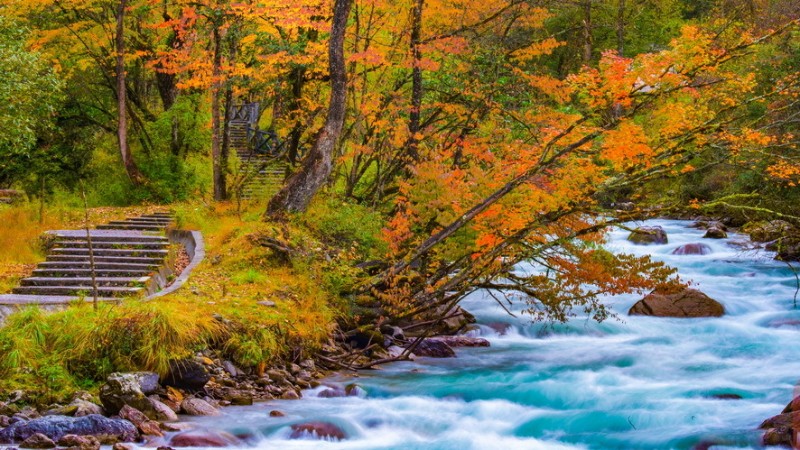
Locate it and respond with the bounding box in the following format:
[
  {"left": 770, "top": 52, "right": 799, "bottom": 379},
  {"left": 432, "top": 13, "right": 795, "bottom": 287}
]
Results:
[{"left": 0, "top": 352, "right": 328, "bottom": 447}]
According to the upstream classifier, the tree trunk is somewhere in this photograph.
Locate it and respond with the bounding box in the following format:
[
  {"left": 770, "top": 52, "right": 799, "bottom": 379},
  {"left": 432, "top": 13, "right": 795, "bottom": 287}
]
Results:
[
  {"left": 211, "top": 24, "right": 226, "bottom": 201},
  {"left": 266, "top": 0, "right": 352, "bottom": 217},
  {"left": 221, "top": 28, "right": 238, "bottom": 199},
  {"left": 407, "top": 0, "right": 424, "bottom": 162},
  {"left": 116, "top": 0, "right": 143, "bottom": 185},
  {"left": 582, "top": 0, "right": 593, "bottom": 63},
  {"left": 616, "top": 0, "right": 625, "bottom": 55}
]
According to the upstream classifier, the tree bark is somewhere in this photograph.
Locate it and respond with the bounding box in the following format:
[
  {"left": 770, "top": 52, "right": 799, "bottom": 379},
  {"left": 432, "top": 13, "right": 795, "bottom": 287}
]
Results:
[
  {"left": 582, "top": 0, "right": 593, "bottom": 63},
  {"left": 266, "top": 0, "right": 353, "bottom": 217},
  {"left": 211, "top": 24, "right": 226, "bottom": 201},
  {"left": 407, "top": 0, "right": 424, "bottom": 162},
  {"left": 116, "top": 0, "right": 143, "bottom": 185},
  {"left": 616, "top": 0, "right": 625, "bottom": 55},
  {"left": 221, "top": 28, "right": 238, "bottom": 199}
]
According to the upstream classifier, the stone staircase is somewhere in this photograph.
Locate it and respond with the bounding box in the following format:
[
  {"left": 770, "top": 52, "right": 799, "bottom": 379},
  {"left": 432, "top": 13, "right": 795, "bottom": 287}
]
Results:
[
  {"left": 1, "top": 213, "right": 174, "bottom": 301},
  {"left": 229, "top": 103, "right": 287, "bottom": 201},
  {"left": 97, "top": 212, "right": 174, "bottom": 231},
  {"left": 236, "top": 150, "right": 287, "bottom": 200}
]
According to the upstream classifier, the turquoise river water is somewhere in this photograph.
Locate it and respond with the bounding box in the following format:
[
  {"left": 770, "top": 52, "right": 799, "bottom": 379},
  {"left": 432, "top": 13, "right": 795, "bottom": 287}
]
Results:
[{"left": 186, "top": 220, "right": 800, "bottom": 449}]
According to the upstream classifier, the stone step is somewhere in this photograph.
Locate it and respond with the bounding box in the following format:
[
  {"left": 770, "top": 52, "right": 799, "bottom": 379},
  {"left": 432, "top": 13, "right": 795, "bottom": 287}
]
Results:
[
  {"left": 12, "top": 285, "right": 144, "bottom": 297},
  {"left": 0, "top": 294, "right": 118, "bottom": 305},
  {"left": 51, "top": 232, "right": 168, "bottom": 243},
  {"left": 51, "top": 248, "right": 168, "bottom": 258},
  {"left": 46, "top": 255, "right": 166, "bottom": 265},
  {"left": 21, "top": 276, "right": 150, "bottom": 287},
  {"left": 124, "top": 217, "right": 173, "bottom": 224},
  {"left": 96, "top": 223, "right": 168, "bottom": 231},
  {"left": 54, "top": 240, "right": 169, "bottom": 249},
  {"left": 38, "top": 261, "right": 162, "bottom": 270},
  {"left": 33, "top": 268, "right": 155, "bottom": 277}
]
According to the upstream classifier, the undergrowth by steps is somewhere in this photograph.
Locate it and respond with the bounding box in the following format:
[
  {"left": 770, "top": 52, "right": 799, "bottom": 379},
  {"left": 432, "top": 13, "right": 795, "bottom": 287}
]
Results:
[{"left": 0, "top": 196, "right": 385, "bottom": 405}]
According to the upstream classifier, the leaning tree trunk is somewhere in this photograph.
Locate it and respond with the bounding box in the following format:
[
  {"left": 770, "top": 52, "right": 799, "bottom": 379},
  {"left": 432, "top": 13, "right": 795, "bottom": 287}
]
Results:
[
  {"left": 265, "top": 0, "right": 353, "bottom": 217},
  {"left": 116, "top": 0, "right": 143, "bottom": 185}
]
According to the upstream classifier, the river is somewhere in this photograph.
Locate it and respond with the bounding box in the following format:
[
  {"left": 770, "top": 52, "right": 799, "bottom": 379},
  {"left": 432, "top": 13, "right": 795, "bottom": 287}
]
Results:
[{"left": 187, "top": 220, "right": 800, "bottom": 449}]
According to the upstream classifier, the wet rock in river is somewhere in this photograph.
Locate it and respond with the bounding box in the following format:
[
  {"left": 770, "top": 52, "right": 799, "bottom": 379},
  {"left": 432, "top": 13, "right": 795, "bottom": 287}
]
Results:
[
  {"left": 409, "top": 339, "right": 456, "bottom": 358},
  {"left": 629, "top": 288, "right": 724, "bottom": 318},
  {"left": 671, "top": 243, "right": 712, "bottom": 255},
  {"left": 703, "top": 227, "right": 727, "bottom": 239},
  {"left": 180, "top": 398, "right": 220, "bottom": 417},
  {"left": 627, "top": 226, "right": 668, "bottom": 245},
  {"left": 169, "top": 429, "right": 241, "bottom": 448},
  {"left": 289, "top": 421, "right": 346, "bottom": 441}
]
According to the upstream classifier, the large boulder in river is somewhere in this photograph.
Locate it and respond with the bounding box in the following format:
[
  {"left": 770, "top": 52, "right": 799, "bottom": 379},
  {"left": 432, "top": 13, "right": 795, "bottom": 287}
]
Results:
[
  {"left": 99, "top": 372, "right": 159, "bottom": 416},
  {"left": 671, "top": 243, "right": 712, "bottom": 255},
  {"left": 164, "top": 359, "right": 211, "bottom": 392},
  {"left": 627, "top": 226, "right": 668, "bottom": 245},
  {"left": 0, "top": 415, "right": 139, "bottom": 444},
  {"left": 629, "top": 288, "right": 724, "bottom": 318}
]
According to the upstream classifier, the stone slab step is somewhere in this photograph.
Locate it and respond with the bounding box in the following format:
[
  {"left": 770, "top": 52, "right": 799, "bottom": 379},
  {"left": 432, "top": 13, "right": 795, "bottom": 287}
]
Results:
[
  {"left": 51, "top": 248, "right": 168, "bottom": 258},
  {"left": 96, "top": 224, "right": 168, "bottom": 230},
  {"left": 124, "top": 218, "right": 173, "bottom": 224},
  {"left": 51, "top": 231, "right": 167, "bottom": 242},
  {"left": 0, "top": 294, "right": 117, "bottom": 305},
  {"left": 12, "top": 286, "right": 144, "bottom": 297},
  {"left": 21, "top": 276, "right": 150, "bottom": 287},
  {"left": 46, "top": 255, "right": 166, "bottom": 265},
  {"left": 38, "top": 261, "right": 161, "bottom": 270},
  {"left": 33, "top": 268, "right": 155, "bottom": 277},
  {"left": 54, "top": 240, "right": 169, "bottom": 249}
]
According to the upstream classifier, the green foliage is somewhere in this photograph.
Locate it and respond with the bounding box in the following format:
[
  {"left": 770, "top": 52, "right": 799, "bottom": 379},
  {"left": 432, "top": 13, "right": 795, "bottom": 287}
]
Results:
[
  {"left": 0, "top": 16, "right": 64, "bottom": 188},
  {"left": 304, "top": 196, "right": 387, "bottom": 258}
]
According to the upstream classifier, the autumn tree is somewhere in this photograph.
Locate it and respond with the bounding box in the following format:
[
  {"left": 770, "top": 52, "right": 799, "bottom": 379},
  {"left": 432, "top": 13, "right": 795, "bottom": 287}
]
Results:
[
  {"left": 266, "top": 0, "right": 353, "bottom": 215},
  {"left": 360, "top": 22, "right": 799, "bottom": 332}
]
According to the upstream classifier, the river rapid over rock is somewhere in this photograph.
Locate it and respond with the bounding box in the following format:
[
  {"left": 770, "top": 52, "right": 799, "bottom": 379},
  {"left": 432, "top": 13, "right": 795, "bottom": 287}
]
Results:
[{"left": 183, "top": 220, "right": 800, "bottom": 449}]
